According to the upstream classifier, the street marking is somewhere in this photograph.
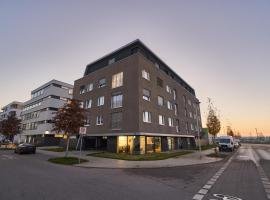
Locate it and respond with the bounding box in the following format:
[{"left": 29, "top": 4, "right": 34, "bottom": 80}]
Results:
[
  {"left": 213, "top": 193, "right": 242, "bottom": 200},
  {"left": 192, "top": 154, "right": 235, "bottom": 200},
  {"left": 198, "top": 189, "right": 208, "bottom": 195},
  {"left": 251, "top": 147, "right": 270, "bottom": 199},
  {"left": 203, "top": 184, "right": 212, "bottom": 189}
]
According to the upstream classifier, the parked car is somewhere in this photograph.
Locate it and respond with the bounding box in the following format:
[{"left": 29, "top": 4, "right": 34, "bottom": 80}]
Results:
[
  {"left": 14, "top": 143, "right": 36, "bottom": 154},
  {"left": 217, "top": 136, "right": 235, "bottom": 152}
]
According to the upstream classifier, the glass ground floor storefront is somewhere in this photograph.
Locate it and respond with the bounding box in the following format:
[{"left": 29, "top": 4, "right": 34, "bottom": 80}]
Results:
[{"left": 82, "top": 135, "right": 196, "bottom": 154}]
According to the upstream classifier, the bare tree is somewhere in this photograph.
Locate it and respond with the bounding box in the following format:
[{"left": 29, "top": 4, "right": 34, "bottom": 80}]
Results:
[{"left": 52, "top": 99, "right": 86, "bottom": 157}]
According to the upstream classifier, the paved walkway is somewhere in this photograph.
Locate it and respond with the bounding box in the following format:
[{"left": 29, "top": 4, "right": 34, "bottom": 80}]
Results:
[{"left": 37, "top": 147, "right": 223, "bottom": 169}]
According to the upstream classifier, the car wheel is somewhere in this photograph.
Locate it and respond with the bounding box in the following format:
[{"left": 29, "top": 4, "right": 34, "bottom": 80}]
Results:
[{"left": 33, "top": 150, "right": 36, "bottom": 154}]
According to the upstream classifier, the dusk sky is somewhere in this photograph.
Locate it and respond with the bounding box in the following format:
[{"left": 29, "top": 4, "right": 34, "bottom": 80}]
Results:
[{"left": 0, "top": 1, "right": 269, "bottom": 136}]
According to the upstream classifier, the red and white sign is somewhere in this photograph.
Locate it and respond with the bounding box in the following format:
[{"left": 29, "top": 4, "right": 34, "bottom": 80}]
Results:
[{"left": 79, "top": 127, "right": 87, "bottom": 135}]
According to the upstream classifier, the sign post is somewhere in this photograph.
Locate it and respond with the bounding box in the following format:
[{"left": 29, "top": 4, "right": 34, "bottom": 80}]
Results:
[{"left": 78, "top": 127, "right": 87, "bottom": 164}]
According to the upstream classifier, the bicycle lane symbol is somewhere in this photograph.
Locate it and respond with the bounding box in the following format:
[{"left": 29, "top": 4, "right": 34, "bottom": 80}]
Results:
[{"left": 209, "top": 193, "right": 243, "bottom": 200}]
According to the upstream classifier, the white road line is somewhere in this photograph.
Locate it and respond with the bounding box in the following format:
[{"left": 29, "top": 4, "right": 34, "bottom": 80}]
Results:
[
  {"left": 192, "top": 154, "right": 235, "bottom": 200},
  {"left": 251, "top": 147, "right": 270, "bottom": 199}
]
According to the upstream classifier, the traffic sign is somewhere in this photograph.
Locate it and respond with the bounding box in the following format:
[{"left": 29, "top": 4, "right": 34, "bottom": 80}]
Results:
[{"left": 79, "top": 127, "right": 87, "bottom": 135}]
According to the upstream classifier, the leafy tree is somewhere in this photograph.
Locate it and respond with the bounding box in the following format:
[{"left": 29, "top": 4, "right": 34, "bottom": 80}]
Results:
[
  {"left": 0, "top": 115, "right": 21, "bottom": 141},
  {"left": 227, "top": 126, "right": 234, "bottom": 137},
  {"left": 52, "top": 99, "right": 86, "bottom": 157},
  {"left": 206, "top": 98, "right": 221, "bottom": 141}
]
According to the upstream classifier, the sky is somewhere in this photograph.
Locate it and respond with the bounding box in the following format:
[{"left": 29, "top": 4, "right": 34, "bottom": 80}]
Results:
[{"left": 0, "top": 0, "right": 269, "bottom": 136}]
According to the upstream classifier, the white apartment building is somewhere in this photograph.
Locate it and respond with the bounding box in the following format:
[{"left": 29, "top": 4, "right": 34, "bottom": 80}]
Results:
[
  {"left": 21, "top": 80, "right": 73, "bottom": 145},
  {"left": 0, "top": 101, "right": 23, "bottom": 142},
  {"left": 0, "top": 101, "right": 23, "bottom": 121}
]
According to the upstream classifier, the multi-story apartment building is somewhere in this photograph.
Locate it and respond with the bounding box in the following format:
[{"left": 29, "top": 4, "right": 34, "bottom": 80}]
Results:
[
  {"left": 0, "top": 101, "right": 23, "bottom": 121},
  {"left": 0, "top": 101, "right": 23, "bottom": 141},
  {"left": 21, "top": 80, "right": 73, "bottom": 146},
  {"left": 74, "top": 39, "right": 202, "bottom": 154}
]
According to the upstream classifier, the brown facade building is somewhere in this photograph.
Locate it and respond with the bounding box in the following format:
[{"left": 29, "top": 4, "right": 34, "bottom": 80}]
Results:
[{"left": 74, "top": 39, "right": 202, "bottom": 154}]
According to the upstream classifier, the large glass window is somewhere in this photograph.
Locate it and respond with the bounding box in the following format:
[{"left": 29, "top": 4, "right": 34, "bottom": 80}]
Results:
[
  {"left": 140, "top": 136, "right": 145, "bottom": 154},
  {"left": 97, "top": 96, "right": 104, "bottom": 106},
  {"left": 146, "top": 137, "right": 161, "bottom": 153},
  {"left": 112, "top": 72, "right": 123, "bottom": 88},
  {"left": 111, "top": 93, "right": 123, "bottom": 108},
  {"left": 146, "top": 137, "right": 154, "bottom": 153},
  {"left": 118, "top": 136, "right": 128, "bottom": 153},
  {"left": 111, "top": 112, "right": 122, "bottom": 129},
  {"left": 168, "top": 137, "right": 174, "bottom": 151},
  {"left": 142, "top": 89, "right": 151, "bottom": 101},
  {"left": 143, "top": 111, "right": 151, "bottom": 123}
]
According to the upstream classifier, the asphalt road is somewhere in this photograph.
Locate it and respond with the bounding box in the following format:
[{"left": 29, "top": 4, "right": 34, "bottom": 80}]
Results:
[{"left": 0, "top": 144, "right": 269, "bottom": 200}]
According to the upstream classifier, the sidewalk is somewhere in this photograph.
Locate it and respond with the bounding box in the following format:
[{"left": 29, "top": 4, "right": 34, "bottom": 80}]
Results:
[{"left": 38, "top": 147, "right": 222, "bottom": 169}]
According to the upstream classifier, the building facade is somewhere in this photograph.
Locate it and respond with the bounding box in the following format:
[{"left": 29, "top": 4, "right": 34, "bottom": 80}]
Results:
[
  {"left": 74, "top": 40, "right": 202, "bottom": 154},
  {"left": 0, "top": 101, "right": 23, "bottom": 142},
  {"left": 21, "top": 80, "right": 73, "bottom": 146},
  {"left": 0, "top": 101, "right": 23, "bottom": 121}
]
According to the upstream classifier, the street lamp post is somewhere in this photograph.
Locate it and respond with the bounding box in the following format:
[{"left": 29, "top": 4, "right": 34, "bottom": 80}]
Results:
[{"left": 195, "top": 101, "right": 202, "bottom": 159}]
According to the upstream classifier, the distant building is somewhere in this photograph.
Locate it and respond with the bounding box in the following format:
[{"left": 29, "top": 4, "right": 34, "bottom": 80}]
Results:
[
  {"left": 74, "top": 39, "right": 202, "bottom": 154},
  {"left": 21, "top": 80, "right": 73, "bottom": 146},
  {"left": 0, "top": 101, "right": 23, "bottom": 121},
  {"left": 0, "top": 101, "right": 23, "bottom": 142}
]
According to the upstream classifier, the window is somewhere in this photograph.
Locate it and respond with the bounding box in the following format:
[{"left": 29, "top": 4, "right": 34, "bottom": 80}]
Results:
[
  {"left": 143, "top": 111, "right": 151, "bottom": 123},
  {"left": 142, "top": 89, "right": 151, "bottom": 101},
  {"left": 188, "top": 99, "right": 192, "bottom": 106},
  {"left": 108, "top": 58, "right": 115, "bottom": 65},
  {"left": 111, "top": 93, "right": 123, "bottom": 108},
  {"left": 157, "top": 96, "right": 164, "bottom": 106},
  {"left": 166, "top": 85, "right": 172, "bottom": 93},
  {"left": 168, "top": 117, "right": 173, "bottom": 127},
  {"left": 173, "top": 89, "right": 177, "bottom": 100},
  {"left": 189, "top": 111, "right": 193, "bottom": 118},
  {"left": 80, "top": 85, "right": 85, "bottom": 94},
  {"left": 174, "top": 104, "right": 178, "bottom": 116},
  {"left": 158, "top": 115, "right": 165, "bottom": 125},
  {"left": 186, "top": 122, "right": 189, "bottom": 131},
  {"left": 85, "top": 99, "right": 92, "bottom": 109},
  {"left": 111, "top": 112, "right": 122, "bottom": 129},
  {"left": 86, "top": 83, "right": 93, "bottom": 92},
  {"left": 167, "top": 101, "right": 173, "bottom": 110},
  {"left": 112, "top": 72, "right": 123, "bottom": 88},
  {"left": 157, "top": 77, "right": 163, "bottom": 87},
  {"left": 68, "top": 89, "right": 73, "bottom": 95},
  {"left": 183, "top": 95, "right": 186, "bottom": 104},
  {"left": 96, "top": 116, "right": 103, "bottom": 125},
  {"left": 155, "top": 63, "right": 159, "bottom": 69},
  {"left": 142, "top": 70, "right": 150, "bottom": 81},
  {"left": 191, "top": 123, "right": 194, "bottom": 131},
  {"left": 98, "top": 78, "right": 106, "bottom": 88},
  {"left": 184, "top": 108, "right": 187, "bottom": 117},
  {"left": 85, "top": 116, "right": 90, "bottom": 126},
  {"left": 97, "top": 96, "right": 104, "bottom": 106},
  {"left": 80, "top": 101, "right": 84, "bottom": 108},
  {"left": 176, "top": 119, "right": 180, "bottom": 133}
]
